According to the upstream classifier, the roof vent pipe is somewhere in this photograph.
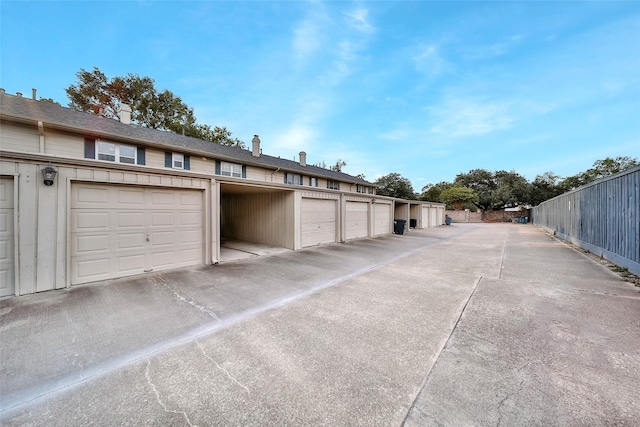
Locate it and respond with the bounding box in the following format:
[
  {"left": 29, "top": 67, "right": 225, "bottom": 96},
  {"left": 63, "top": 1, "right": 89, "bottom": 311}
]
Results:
[
  {"left": 16, "top": 92, "right": 22, "bottom": 98},
  {"left": 252, "top": 135, "right": 261, "bottom": 157},
  {"left": 32, "top": 88, "right": 37, "bottom": 100},
  {"left": 299, "top": 151, "right": 306, "bottom": 167},
  {"left": 120, "top": 103, "right": 132, "bottom": 125}
]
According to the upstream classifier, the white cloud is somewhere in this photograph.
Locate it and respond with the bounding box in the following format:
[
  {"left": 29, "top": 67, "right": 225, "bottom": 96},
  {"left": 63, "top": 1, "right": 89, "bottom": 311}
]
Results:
[
  {"left": 427, "top": 97, "right": 515, "bottom": 137},
  {"left": 413, "top": 44, "right": 446, "bottom": 75},
  {"left": 344, "top": 7, "right": 375, "bottom": 34}
]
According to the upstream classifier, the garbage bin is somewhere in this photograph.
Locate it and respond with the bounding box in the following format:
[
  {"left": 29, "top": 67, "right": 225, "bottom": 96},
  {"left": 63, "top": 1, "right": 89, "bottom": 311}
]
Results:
[
  {"left": 445, "top": 217, "right": 452, "bottom": 226},
  {"left": 394, "top": 219, "right": 406, "bottom": 235}
]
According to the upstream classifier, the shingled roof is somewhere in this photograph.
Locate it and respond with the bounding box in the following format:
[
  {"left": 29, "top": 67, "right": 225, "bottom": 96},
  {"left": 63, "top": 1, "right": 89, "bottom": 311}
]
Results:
[{"left": 0, "top": 91, "right": 371, "bottom": 185}]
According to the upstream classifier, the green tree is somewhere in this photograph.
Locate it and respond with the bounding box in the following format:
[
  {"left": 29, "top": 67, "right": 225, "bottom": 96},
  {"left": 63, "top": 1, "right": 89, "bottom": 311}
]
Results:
[
  {"left": 65, "top": 67, "right": 244, "bottom": 147},
  {"left": 419, "top": 181, "right": 452, "bottom": 202},
  {"left": 530, "top": 172, "right": 564, "bottom": 205},
  {"left": 439, "top": 186, "right": 479, "bottom": 210},
  {"left": 559, "top": 156, "right": 639, "bottom": 191},
  {"left": 374, "top": 173, "right": 416, "bottom": 199},
  {"left": 454, "top": 169, "right": 530, "bottom": 210}
]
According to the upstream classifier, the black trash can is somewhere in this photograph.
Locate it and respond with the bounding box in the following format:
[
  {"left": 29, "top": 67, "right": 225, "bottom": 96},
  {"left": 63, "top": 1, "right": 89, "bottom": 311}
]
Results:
[{"left": 394, "top": 219, "right": 406, "bottom": 235}]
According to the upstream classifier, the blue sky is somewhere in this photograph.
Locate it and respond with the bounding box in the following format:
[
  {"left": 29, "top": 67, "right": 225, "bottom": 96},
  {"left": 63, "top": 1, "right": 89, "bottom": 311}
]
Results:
[{"left": 2, "top": 1, "right": 639, "bottom": 190}]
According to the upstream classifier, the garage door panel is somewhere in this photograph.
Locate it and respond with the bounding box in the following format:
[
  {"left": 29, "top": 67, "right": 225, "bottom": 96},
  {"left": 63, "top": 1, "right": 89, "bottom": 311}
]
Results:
[
  {"left": 374, "top": 204, "right": 391, "bottom": 236},
  {"left": 117, "top": 254, "right": 146, "bottom": 272},
  {"left": 179, "top": 211, "right": 202, "bottom": 227},
  {"left": 117, "top": 232, "right": 146, "bottom": 250},
  {"left": 117, "top": 211, "right": 145, "bottom": 228},
  {"left": 0, "top": 178, "right": 15, "bottom": 297},
  {"left": 71, "top": 183, "right": 204, "bottom": 285},
  {"left": 75, "top": 235, "right": 110, "bottom": 253},
  {"left": 301, "top": 199, "right": 337, "bottom": 248},
  {"left": 346, "top": 202, "right": 368, "bottom": 240},
  {"left": 73, "top": 186, "right": 110, "bottom": 207},
  {"left": 75, "top": 258, "right": 111, "bottom": 281},
  {"left": 117, "top": 189, "right": 146, "bottom": 206},
  {"left": 74, "top": 211, "right": 110, "bottom": 230}
]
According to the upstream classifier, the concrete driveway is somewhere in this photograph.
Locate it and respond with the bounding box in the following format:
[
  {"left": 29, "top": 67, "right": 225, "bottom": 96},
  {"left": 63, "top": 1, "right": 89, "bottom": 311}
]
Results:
[{"left": 1, "top": 224, "right": 639, "bottom": 426}]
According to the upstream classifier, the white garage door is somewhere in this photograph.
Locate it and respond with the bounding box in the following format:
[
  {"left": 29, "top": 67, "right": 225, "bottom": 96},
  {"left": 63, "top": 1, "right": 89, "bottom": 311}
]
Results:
[
  {"left": 301, "top": 198, "right": 337, "bottom": 247},
  {"left": 0, "top": 178, "right": 14, "bottom": 297},
  {"left": 421, "top": 206, "right": 430, "bottom": 228},
  {"left": 345, "top": 201, "right": 369, "bottom": 240},
  {"left": 373, "top": 203, "right": 391, "bottom": 236},
  {"left": 429, "top": 207, "right": 438, "bottom": 227},
  {"left": 71, "top": 183, "right": 204, "bottom": 285}
]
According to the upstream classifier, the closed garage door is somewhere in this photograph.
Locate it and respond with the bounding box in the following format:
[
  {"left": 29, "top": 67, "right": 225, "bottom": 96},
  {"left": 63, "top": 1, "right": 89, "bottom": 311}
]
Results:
[
  {"left": 301, "top": 198, "right": 336, "bottom": 247},
  {"left": 0, "top": 177, "right": 14, "bottom": 297},
  {"left": 345, "top": 201, "right": 368, "bottom": 240},
  {"left": 421, "top": 206, "right": 430, "bottom": 228},
  {"left": 373, "top": 203, "right": 391, "bottom": 236},
  {"left": 71, "top": 183, "right": 204, "bottom": 285},
  {"left": 429, "top": 207, "right": 438, "bottom": 227}
]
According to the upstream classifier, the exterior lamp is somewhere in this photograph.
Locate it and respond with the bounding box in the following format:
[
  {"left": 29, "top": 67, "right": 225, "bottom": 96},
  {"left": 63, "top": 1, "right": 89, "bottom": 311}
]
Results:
[{"left": 41, "top": 165, "right": 58, "bottom": 186}]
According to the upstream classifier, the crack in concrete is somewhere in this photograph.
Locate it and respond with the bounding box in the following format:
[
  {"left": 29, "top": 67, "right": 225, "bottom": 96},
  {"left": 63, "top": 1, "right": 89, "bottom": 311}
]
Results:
[
  {"left": 145, "top": 359, "right": 195, "bottom": 427},
  {"left": 196, "top": 340, "right": 250, "bottom": 397},
  {"left": 156, "top": 276, "right": 220, "bottom": 320},
  {"left": 496, "top": 377, "right": 526, "bottom": 427}
]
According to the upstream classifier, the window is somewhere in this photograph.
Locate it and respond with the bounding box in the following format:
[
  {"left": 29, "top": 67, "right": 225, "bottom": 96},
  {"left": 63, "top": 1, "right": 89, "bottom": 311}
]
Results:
[
  {"left": 368, "top": 187, "right": 374, "bottom": 194},
  {"left": 172, "top": 153, "right": 184, "bottom": 169},
  {"left": 97, "top": 141, "right": 136, "bottom": 164},
  {"left": 356, "top": 185, "right": 366, "bottom": 194},
  {"left": 285, "top": 173, "right": 303, "bottom": 185},
  {"left": 327, "top": 180, "right": 340, "bottom": 190},
  {"left": 309, "top": 177, "right": 318, "bottom": 187},
  {"left": 221, "top": 161, "right": 242, "bottom": 178}
]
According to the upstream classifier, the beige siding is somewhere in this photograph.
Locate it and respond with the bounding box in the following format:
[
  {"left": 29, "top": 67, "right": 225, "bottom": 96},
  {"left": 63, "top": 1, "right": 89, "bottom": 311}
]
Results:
[
  {"left": 0, "top": 158, "right": 212, "bottom": 295},
  {"left": 245, "top": 166, "right": 270, "bottom": 182},
  {"left": 0, "top": 121, "right": 40, "bottom": 152},
  {"left": 44, "top": 130, "right": 84, "bottom": 157}
]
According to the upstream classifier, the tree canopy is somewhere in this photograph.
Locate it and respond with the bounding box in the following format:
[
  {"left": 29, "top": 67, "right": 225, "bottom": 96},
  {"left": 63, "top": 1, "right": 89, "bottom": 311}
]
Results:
[
  {"left": 439, "top": 186, "right": 479, "bottom": 210},
  {"left": 65, "top": 67, "right": 244, "bottom": 147},
  {"left": 374, "top": 173, "right": 417, "bottom": 199}
]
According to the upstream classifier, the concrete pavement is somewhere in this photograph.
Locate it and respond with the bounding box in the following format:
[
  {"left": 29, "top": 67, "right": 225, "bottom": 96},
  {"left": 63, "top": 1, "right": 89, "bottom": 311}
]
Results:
[{"left": 1, "top": 224, "right": 639, "bottom": 425}]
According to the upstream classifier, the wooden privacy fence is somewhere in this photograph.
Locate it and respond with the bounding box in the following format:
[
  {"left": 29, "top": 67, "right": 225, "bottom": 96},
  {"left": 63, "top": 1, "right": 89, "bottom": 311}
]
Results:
[{"left": 531, "top": 166, "right": 640, "bottom": 276}]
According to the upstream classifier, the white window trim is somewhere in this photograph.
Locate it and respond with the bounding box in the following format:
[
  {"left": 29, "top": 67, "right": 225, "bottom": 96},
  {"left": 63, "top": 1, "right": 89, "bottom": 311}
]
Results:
[
  {"left": 221, "top": 161, "right": 242, "bottom": 178},
  {"left": 172, "top": 153, "right": 184, "bottom": 169},
  {"left": 96, "top": 140, "right": 136, "bottom": 164},
  {"left": 286, "top": 173, "right": 303, "bottom": 185}
]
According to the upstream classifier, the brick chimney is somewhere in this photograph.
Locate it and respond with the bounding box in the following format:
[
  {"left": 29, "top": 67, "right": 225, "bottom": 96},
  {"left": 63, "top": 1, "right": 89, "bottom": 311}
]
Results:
[
  {"left": 120, "top": 104, "right": 132, "bottom": 125},
  {"left": 299, "top": 151, "right": 306, "bottom": 167},
  {"left": 252, "top": 135, "right": 261, "bottom": 157}
]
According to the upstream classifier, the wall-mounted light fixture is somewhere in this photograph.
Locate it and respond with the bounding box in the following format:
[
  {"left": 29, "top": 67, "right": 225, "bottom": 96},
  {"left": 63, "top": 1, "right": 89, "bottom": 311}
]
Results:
[
  {"left": 371, "top": 198, "right": 376, "bottom": 204},
  {"left": 41, "top": 165, "right": 57, "bottom": 186}
]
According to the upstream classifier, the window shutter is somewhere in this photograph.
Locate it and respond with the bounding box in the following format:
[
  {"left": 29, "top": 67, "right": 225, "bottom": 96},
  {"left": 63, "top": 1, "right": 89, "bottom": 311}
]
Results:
[
  {"left": 184, "top": 155, "right": 190, "bottom": 170},
  {"left": 137, "top": 147, "right": 146, "bottom": 165},
  {"left": 284, "top": 173, "right": 288, "bottom": 184},
  {"left": 165, "top": 152, "right": 172, "bottom": 168},
  {"left": 242, "top": 165, "right": 247, "bottom": 178},
  {"left": 215, "top": 160, "right": 221, "bottom": 175},
  {"left": 84, "top": 138, "right": 96, "bottom": 159}
]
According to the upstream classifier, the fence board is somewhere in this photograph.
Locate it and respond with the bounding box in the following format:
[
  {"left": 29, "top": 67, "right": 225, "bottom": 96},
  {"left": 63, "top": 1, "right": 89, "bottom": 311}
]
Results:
[{"left": 532, "top": 166, "right": 640, "bottom": 276}]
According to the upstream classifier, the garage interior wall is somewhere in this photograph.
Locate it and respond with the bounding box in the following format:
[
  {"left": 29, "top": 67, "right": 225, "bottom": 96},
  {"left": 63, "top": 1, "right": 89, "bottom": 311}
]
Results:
[
  {"left": 220, "top": 189, "right": 294, "bottom": 249},
  {"left": 410, "top": 204, "right": 421, "bottom": 228}
]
